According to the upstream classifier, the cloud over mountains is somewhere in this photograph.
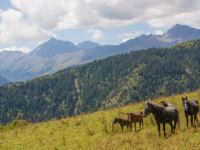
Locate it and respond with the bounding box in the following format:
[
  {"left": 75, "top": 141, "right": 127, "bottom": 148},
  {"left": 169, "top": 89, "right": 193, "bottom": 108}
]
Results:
[{"left": 1, "top": 0, "right": 200, "bottom": 46}]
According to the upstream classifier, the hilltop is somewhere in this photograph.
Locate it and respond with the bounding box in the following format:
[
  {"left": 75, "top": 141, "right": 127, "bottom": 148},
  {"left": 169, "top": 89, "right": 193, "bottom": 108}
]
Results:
[{"left": 0, "top": 89, "right": 200, "bottom": 150}]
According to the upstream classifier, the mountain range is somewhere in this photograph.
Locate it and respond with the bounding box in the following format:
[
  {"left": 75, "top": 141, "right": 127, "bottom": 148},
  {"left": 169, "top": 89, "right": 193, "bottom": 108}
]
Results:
[{"left": 1, "top": 24, "right": 200, "bottom": 82}]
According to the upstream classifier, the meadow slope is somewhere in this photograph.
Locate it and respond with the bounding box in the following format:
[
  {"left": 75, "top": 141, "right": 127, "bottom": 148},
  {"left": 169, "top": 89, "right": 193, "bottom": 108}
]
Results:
[{"left": 1, "top": 90, "right": 200, "bottom": 150}]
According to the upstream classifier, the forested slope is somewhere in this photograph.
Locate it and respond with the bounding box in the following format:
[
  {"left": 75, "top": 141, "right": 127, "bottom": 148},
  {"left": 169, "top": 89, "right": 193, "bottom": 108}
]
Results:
[{"left": 0, "top": 40, "right": 200, "bottom": 123}]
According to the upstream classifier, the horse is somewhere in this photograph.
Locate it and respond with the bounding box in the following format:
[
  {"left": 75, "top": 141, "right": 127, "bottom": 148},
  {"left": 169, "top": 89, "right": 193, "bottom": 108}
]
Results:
[
  {"left": 143, "top": 101, "right": 179, "bottom": 137},
  {"left": 127, "top": 111, "right": 143, "bottom": 132},
  {"left": 112, "top": 118, "right": 132, "bottom": 132},
  {"left": 182, "top": 96, "right": 199, "bottom": 127}
]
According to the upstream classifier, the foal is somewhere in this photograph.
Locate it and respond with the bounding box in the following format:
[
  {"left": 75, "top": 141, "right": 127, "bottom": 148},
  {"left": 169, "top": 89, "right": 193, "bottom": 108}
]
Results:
[
  {"left": 127, "top": 111, "right": 143, "bottom": 131},
  {"left": 112, "top": 118, "right": 132, "bottom": 132},
  {"left": 182, "top": 97, "right": 199, "bottom": 127}
]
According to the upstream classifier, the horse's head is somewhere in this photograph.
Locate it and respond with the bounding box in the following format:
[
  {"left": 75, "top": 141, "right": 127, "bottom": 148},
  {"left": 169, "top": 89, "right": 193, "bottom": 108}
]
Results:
[
  {"left": 127, "top": 113, "right": 132, "bottom": 120},
  {"left": 160, "top": 101, "right": 167, "bottom": 107},
  {"left": 112, "top": 118, "right": 118, "bottom": 131},
  {"left": 182, "top": 96, "right": 188, "bottom": 102},
  {"left": 182, "top": 97, "right": 189, "bottom": 112},
  {"left": 113, "top": 118, "right": 119, "bottom": 125},
  {"left": 143, "top": 101, "right": 152, "bottom": 117}
]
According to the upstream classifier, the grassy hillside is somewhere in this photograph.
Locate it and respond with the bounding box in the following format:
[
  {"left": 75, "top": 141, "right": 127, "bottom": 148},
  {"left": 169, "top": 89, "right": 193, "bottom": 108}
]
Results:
[
  {"left": 1, "top": 40, "right": 200, "bottom": 124},
  {"left": 0, "top": 89, "right": 200, "bottom": 150}
]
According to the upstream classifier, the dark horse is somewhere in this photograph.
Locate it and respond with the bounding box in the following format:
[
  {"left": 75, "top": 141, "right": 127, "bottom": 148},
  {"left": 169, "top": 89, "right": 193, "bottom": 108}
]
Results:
[
  {"left": 127, "top": 111, "right": 143, "bottom": 131},
  {"left": 112, "top": 118, "right": 132, "bottom": 132},
  {"left": 143, "top": 101, "right": 179, "bottom": 137},
  {"left": 182, "top": 97, "right": 199, "bottom": 127}
]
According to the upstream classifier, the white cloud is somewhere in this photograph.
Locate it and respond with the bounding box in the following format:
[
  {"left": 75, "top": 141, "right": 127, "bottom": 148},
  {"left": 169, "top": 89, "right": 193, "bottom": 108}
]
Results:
[
  {"left": 153, "top": 30, "right": 164, "bottom": 35},
  {"left": 0, "top": 0, "right": 200, "bottom": 46},
  {"left": 0, "top": 46, "right": 31, "bottom": 53},
  {"left": 88, "top": 29, "right": 104, "bottom": 41},
  {"left": 148, "top": 10, "right": 200, "bottom": 28},
  {"left": 119, "top": 31, "right": 144, "bottom": 42},
  {"left": 0, "top": 9, "right": 52, "bottom": 44}
]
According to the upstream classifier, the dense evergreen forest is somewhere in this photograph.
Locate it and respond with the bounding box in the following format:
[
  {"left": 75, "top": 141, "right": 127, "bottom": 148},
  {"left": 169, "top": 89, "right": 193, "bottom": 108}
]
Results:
[{"left": 0, "top": 40, "right": 200, "bottom": 124}]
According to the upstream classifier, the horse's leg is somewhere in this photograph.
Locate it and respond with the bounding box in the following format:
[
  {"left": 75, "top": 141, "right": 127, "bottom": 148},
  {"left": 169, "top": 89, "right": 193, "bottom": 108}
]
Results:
[
  {"left": 163, "top": 123, "right": 166, "bottom": 137},
  {"left": 174, "top": 120, "right": 177, "bottom": 133},
  {"left": 134, "top": 122, "right": 136, "bottom": 132},
  {"left": 186, "top": 115, "right": 188, "bottom": 127},
  {"left": 130, "top": 123, "right": 132, "bottom": 131},
  {"left": 169, "top": 121, "right": 173, "bottom": 134},
  {"left": 142, "top": 118, "right": 144, "bottom": 126},
  {"left": 127, "top": 125, "right": 130, "bottom": 131},
  {"left": 139, "top": 121, "right": 141, "bottom": 128},
  {"left": 195, "top": 114, "right": 199, "bottom": 125},
  {"left": 191, "top": 115, "right": 194, "bottom": 127},
  {"left": 156, "top": 121, "right": 161, "bottom": 137},
  {"left": 121, "top": 125, "right": 123, "bottom": 132}
]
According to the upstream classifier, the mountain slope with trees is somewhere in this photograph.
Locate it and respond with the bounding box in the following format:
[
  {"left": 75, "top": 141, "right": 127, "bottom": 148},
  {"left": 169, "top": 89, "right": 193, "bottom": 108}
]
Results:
[{"left": 0, "top": 40, "right": 200, "bottom": 124}]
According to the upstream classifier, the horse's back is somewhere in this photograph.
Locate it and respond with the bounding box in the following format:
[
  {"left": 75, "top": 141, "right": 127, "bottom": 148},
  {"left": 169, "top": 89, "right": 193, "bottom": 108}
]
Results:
[
  {"left": 129, "top": 112, "right": 143, "bottom": 122},
  {"left": 190, "top": 100, "right": 199, "bottom": 107},
  {"left": 165, "top": 107, "right": 179, "bottom": 121},
  {"left": 188, "top": 100, "right": 199, "bottom": 113}
]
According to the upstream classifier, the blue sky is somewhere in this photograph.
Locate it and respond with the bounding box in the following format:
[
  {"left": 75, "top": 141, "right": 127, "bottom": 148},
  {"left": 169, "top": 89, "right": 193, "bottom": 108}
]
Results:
[
  {"left": 0, "top": 0, "right": 200, "bottom": 53},
  {"left": 0, "top": 0, "right": 12, "bottom": 10}
]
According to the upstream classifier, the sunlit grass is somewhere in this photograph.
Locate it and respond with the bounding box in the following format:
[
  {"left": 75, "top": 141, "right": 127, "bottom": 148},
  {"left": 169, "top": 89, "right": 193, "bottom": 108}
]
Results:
[{"left": 0, "top": 90, "right": 200, "bottom": 150}]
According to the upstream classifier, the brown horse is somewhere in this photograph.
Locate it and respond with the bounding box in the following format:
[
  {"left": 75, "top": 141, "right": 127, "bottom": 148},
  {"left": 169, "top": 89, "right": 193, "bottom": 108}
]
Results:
[
  {"left": 112, "top": 118, "right": 132, "bottom": 132},
  {"left": 127, "top": 111, "right": 143, "bottom": 131}
]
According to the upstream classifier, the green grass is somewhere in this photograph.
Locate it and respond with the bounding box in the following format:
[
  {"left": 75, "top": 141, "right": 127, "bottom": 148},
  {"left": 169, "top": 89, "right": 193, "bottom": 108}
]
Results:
[{"left": 1, "top": 90, "right": 200, "bottom": 150}]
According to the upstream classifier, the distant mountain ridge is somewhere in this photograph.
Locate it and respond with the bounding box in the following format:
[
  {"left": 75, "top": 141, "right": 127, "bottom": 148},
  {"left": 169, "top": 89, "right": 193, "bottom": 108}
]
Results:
[
  {"left": 1, "top": 24, "right": 200, "bottom": 81},
  {"left": 160, "top": 24, "right": 200, "bottom": 42},
  {"left": 78, "top": 41, "right": 100, "bottom": 49},
  {"left": 32, "top": 38, "right": 79, "bottom": 58}
]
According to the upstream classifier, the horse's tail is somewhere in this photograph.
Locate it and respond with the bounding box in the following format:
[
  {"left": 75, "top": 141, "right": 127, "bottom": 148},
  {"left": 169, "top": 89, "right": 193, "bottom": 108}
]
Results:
[
  {"left": 112, "top": 121, "right": 115, "bottom": 131},
  {"left": 176, "top": 109, "right": 181, "bottom": 130},
  {"left": 195, "top": 100, "right": 200, "bottom": 113}
]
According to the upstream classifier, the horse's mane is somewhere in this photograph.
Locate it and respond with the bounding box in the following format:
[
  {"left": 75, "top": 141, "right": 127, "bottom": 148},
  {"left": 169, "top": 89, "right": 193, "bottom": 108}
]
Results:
[{"left": 148, "top": 101, "right": 164, "bottom": 109}]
